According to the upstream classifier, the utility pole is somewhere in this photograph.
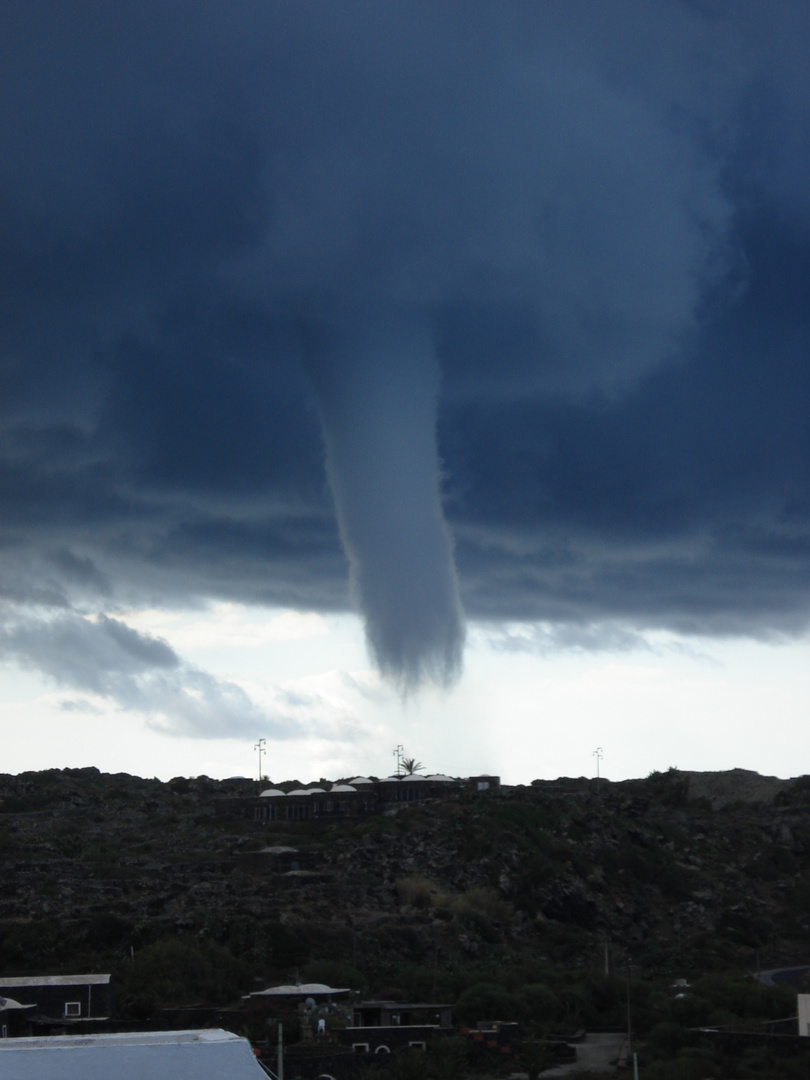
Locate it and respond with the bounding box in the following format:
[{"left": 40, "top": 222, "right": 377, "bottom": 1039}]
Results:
[
  {"left": 393, "top": 744, "right": 404, "bottom": 776},
  {"left": 593, "top": 747, "right": 603, "bottom": 793},
  {"left": 625, "top": 961, "right": 633, "bottom": 1062},
  {"left": 676, "top": 904, "right": 682, "bottom": 960},
  {"left": 254, "top": 738, "right": 266, "bottom": 793}
]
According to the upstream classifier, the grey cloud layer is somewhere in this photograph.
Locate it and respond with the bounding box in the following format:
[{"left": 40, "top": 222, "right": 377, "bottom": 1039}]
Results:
[
  {"left": 0, "top": 610, "right": 294, "bottom": 737},
  {"left": 0, "top": 1, "right": 808, "bottom": 708}
]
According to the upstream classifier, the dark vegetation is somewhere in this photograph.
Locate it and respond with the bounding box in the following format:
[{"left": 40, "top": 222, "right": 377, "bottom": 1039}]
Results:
[{"left": 1, "top": 766, "right": 810, "bottom": 1076}]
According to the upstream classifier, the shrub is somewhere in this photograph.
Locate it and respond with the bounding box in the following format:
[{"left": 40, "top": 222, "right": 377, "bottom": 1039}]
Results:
[
  {"left": 456, "top": 982, "right": 520, "bottom": 1025},
  {"left": 427, "top": 1035, "right": 468, "bottom": 1080},
  {"left": 457, "top": 908, "right": 500, "bottom": 944},
  {"left": 458, "top": 887, "right": 511, "bottom": 924},
  {"left": 516, "top": 983, "right": 562, "bottom": 1025},
  {"left": 645, "top": 768, "right": 689, "bottom": 808},
  {"left": 120, "top": 936, "right": 251, "bottom": 1010},
  {"left": 395, "top": 875, "right": 443, "bottom": 908},
  {"left": 670, "top": 993, "right": 712, "bottom": 1027},
  {"left": 395, "top": 872, "right": 453, "bottom": 907},
  {"left": 648, "top": 1021, "right": 689, "bottom": 1056}
]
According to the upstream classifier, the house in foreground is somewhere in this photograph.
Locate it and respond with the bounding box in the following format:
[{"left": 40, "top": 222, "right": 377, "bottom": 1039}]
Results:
[
  {"left": 0, "top": 975, "right": 111, "bottom": 1023},
  {"left": 337, "top": 1000, "right": 455, "bottom": 1054},
  {"left": 0, "top": 1028, "right": 268, "bottom": 1080},
  {"left": 245, "top": 981, "right": 352, "bottom": 1008},
  {"left": 0, "top": 996, "right": 36, "bottom": 1039}
]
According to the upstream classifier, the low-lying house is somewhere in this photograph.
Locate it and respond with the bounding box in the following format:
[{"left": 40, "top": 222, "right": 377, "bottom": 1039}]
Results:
[
  {"left": 252, "top": 773, "right": 492, "bottom": 824},
  {"left": 338, "top": 1000, "right": 454, "bottom": 1054},
  {"left": 235, "top": 844, "right": 316, "bottom": 872},
  {"left": 376, "top": 774, "right": 457, "bottom": 805},
  {"left": 254, "top": 779, "right": 379, "bottom": 822},
  {"left": 0, "top": 997, "right": 36, "bottom": 1039},
  {"left": 244, "top": 982, "right": 352, "bottom": 1040},
  {"left": 245, "top": 982, "right": 352, "bottom": 1009},
  {"left": 0, "top": 975, "right": 112, "bottom": 1023}
]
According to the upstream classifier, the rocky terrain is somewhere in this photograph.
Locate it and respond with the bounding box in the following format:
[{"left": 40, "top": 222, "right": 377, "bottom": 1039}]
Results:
[
  {"left": 1, "top": 765, "right": 809, "bottom": 983},
  {"left": 2, "top": 765, "right": 810, "bottom": 1076}
]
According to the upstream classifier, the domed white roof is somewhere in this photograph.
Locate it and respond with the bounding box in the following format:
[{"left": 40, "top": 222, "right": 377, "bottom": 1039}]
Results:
[
  {"left": 350, "top": 776, "right": 373, "bottom": 785},
  {"left": 259, "top": 788, "right": 286, "bottom": 797},
  {"left": 251, "top": 982, "right": 349, "bottom": 997},
  {"left": 426, "top": 773, "right": 455, "bottom": 782},
  {"left": 287, "top": 787, "right": 325, "bottom": 796},
  {"left": 401, "top": 773, "right": 429, "bottom": 781},
  {"left": 330, "top": 783, "right": 357, "bottom": 792}
]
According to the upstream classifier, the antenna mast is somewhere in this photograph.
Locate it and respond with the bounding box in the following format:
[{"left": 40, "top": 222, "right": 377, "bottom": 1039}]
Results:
[
  {"left": 593, "top": 746, "right": 603, "bottom": 793},
  {"left": 254, "top": 738, "right": 266, "bottom": 792}
]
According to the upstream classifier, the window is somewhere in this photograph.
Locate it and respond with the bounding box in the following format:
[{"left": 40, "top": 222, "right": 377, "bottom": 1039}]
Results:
[
  {"left": 408, "top": 1041, "right": 426, "bottom": 1050},
  {"left": 64, "top": 1002, "right": 82, "bottom": 1017},
  {"left": 352, "top": 1043, "right": 370, "bottom": 1053}
]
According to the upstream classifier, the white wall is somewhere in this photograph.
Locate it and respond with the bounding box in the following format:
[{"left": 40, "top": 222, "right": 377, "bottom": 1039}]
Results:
[{"left": 798, "top": 994, "right": 810, "bottom": 1037}]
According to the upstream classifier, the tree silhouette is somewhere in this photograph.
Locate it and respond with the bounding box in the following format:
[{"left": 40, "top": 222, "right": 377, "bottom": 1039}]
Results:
[{"left": 401, "top": 757, "right": 424, "bottom": 775}]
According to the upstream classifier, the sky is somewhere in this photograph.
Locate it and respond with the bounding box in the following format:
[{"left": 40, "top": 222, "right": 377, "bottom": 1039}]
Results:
[{"left": 0, "top": 1, "right": 808, "bottom": 785}]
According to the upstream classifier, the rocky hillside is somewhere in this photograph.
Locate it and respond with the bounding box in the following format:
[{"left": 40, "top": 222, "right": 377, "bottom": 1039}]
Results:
[{"left": 1, "top": 765, "right": 810, "bottom": 1017}]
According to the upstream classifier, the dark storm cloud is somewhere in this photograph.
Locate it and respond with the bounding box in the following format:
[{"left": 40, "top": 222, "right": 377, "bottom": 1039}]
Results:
[
  {"left": 443, "top": 210, "right": 810, "bottom": 637},
  {"left": 0, "top": 1, "right": 808, "bottom": 709}
]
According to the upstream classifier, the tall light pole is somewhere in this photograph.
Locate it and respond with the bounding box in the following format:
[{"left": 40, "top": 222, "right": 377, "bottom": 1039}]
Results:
[
  {"left": 593, "top": 747, "right": 603, "bottom": 793},
  {"left": 393, "top": 744, "right": 404, "bottom": 776},
  {"left": 254, "top": 738, "right": 266, "bottom": 792},
  {"left": 625, "top": 960, "right": 635, "bottom": 1074}
]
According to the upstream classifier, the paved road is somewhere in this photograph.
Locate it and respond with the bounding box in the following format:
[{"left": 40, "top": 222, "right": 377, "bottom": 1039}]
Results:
[
  {"left": 509, "top": 1032, "right": 625, "bottom": 1077},
  {"left": 755, "top": 966, "right": 810, "bottom": 987}
]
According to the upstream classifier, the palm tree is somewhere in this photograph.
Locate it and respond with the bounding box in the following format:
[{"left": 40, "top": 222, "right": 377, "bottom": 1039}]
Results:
[{"left": 401, "top": 757, "right": 424, "bottom": 775}]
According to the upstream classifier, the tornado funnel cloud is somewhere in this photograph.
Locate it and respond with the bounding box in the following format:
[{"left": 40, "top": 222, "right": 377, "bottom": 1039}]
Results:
[{"left": 307, "top": 310, "right": 465, "bottom": 689}]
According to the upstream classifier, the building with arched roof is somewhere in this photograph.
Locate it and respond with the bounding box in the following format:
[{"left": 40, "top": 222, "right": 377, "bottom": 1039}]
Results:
[{"left": 250, "top": 772, "right": 497, "bottom": 824}]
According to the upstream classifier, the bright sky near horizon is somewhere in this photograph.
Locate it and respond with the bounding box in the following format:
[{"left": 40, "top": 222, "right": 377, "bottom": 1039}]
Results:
[
  {"left": 2, "top": 604, "right": 807, "bottom": 785},
  {"left": 1, "top": 3, "right": 808, "bottom": 783}
]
